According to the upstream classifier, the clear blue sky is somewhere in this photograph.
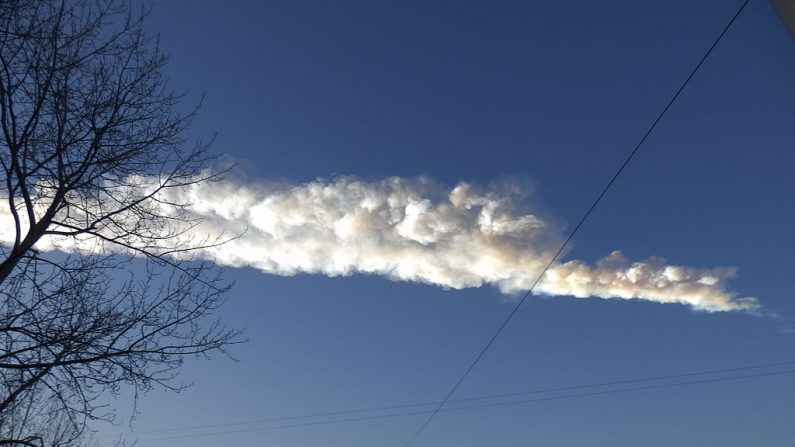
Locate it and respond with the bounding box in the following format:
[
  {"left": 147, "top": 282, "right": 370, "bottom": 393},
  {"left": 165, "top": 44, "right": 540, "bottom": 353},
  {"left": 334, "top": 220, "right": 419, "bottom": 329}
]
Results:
[{"left": 98, "top": 1, "right": 795, "bottom": 445}]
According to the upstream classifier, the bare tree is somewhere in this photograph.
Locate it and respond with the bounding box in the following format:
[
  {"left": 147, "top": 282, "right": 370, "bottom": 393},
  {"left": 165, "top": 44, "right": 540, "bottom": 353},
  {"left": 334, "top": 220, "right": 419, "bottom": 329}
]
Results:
[
  {"left": 0, "top": 0, "right": 242, "bottom": 444},
  {"left": 0, "top": 377, "right": 89, "bottom": 447}
]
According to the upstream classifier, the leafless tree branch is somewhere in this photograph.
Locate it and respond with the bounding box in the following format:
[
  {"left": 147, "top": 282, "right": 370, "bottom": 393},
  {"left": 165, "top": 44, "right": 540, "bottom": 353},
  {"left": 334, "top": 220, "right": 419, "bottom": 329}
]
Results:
[{"left": 0, "top": 1, "right": 243, "bottom": 445}]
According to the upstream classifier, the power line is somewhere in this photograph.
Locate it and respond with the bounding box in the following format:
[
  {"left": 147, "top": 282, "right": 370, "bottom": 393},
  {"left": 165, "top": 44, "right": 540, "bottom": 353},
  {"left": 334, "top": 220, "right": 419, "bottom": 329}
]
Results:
[
  {"left": 119, "top": 367, "right": 795, "bottom": 445},
  {"left": 100, "top": 361, "right": 795, "bottom": 439},
  {"left": 447, "top": 359, "right": 793, "bottom": 404},
  {"left": 447, "top": 369, "right": 795, "bottom": 413},
  {"left": 402, "top": 1, "right": 752, "bottom": 445},
  {"left": 100, "top": 359, "right": 794, "bottom": 441}
]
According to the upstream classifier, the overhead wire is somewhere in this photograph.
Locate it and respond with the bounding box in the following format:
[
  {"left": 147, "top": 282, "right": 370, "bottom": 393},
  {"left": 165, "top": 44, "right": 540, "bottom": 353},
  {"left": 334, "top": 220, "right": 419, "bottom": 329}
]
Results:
[
  {"left": 100, "top": 358, "right": 794, "bottom": 443},
  {"left": 402, "top": 0, "right": 752, "bottom": 445},
  {"left": 114, "top": 366, "right": 795, "bottom": 445}
]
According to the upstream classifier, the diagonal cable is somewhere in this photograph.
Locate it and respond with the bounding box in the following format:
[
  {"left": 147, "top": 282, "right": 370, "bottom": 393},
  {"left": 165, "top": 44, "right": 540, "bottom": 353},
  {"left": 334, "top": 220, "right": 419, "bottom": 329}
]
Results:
[{"left": 402, "top": 1, "right": 751, "bottom": 445}]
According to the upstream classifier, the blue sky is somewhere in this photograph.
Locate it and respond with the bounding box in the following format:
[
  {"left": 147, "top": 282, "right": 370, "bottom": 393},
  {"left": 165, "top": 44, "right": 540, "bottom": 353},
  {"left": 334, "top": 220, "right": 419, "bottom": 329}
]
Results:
[{"left": 96, "top": 1, "right": 795, "bottom": 445}]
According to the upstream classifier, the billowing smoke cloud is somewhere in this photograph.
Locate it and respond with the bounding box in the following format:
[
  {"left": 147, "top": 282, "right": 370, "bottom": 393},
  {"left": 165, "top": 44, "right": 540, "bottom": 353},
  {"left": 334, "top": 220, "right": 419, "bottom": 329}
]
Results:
[
  {"left": 174, "top": 176, "right": 757, "bottom": 312},
  {"left": 0, "top": 176, "right": 757, "bottom": 312}
]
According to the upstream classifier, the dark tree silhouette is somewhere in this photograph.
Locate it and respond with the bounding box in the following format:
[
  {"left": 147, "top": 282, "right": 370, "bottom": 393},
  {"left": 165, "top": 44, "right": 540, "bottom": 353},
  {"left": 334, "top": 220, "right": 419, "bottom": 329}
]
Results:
[{"left": 0, "top": 1, "right": 242, "bottom": 445}]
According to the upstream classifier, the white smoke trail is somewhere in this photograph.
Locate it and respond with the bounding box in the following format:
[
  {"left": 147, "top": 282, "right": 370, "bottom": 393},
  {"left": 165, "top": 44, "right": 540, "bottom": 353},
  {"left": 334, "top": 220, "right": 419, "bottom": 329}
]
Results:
[{"left": 0, "top": 175, "right": 758, "bottom": 312}]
